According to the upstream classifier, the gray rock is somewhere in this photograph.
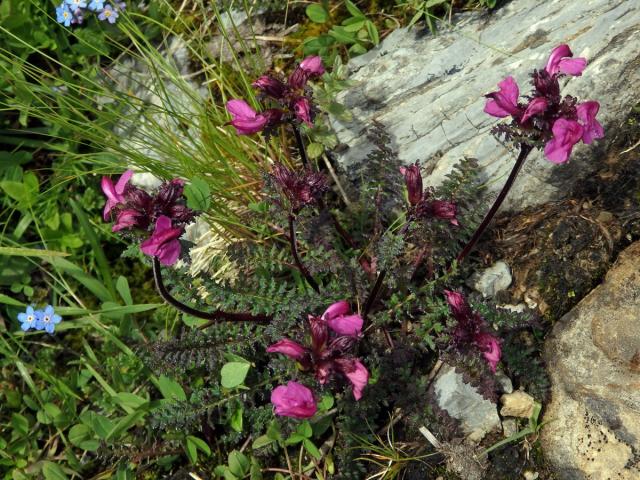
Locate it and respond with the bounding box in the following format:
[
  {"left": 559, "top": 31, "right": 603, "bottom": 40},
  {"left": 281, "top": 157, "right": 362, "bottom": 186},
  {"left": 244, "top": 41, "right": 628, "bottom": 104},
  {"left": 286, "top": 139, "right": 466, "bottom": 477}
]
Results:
[
  {"left": 466, "top": 261, "right": 512, "bottom": 298},
  {"left": 495, "top": 371, "right": 514, "bottom": 394},
  {"left": 433, "top": 364, "right": 501, "bottom": 442},
  {"left": 332, "top": 0, "right": 640, "bottom": 211},
  {"left": 541, "top": 241, "right": 640, "bottom": 479}
]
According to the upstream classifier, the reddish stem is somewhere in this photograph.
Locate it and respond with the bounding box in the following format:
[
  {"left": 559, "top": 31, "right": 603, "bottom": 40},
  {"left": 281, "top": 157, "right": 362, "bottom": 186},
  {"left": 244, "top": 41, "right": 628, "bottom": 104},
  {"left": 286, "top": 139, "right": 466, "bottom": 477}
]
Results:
[{"left": 456, "top": 143, "right": 533, "bottom": 264}]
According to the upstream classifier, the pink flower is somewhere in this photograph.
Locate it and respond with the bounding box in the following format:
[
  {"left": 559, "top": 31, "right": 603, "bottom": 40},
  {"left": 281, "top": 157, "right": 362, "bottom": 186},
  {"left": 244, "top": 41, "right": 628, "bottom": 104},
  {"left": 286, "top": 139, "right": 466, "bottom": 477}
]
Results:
[
  {"left": 267, "top": 339, "right": 308, "bottom": 362},
  {"left": 101, "top": 169, "right": 133, "bottom": 220},
  {"left": 444, "top": 290, "right": 503, "bottom": 373},
  {"left": 399, "top": 164, "right": 423, "bottom": 206},
  {"left": 545, "top": 44, "right": 586, "bottom": 77},
  {"left": 335, "top": 359, "right": 369, "bottom": 400},
  {"left": 576, "top": 101, "right": 604, "bottom": 144},
  {"left": 429, "top": 200, "right": 459, "bottom": 226},
  {"left": 225, "top": 99, "right": 270, "bottom": 135},
  {"left": 474, "top": 332, "right": 502, "bottom": 373},
  {"left": 112, "top": 209, "right": 144, "bottom": 232},
  {"left": 322, "top": 301, "right": 362, "bottom": 336},
  {"left": 293, "top": 97, "right": 313, "bottom": 127},
  {"left": 252, "top": 76, "right": 287, "bottom": 99},
  {"left": 140, "top": 215, "right": 183, "bottom": 265},
  {"left": 520, "top": 97, "right": 548, "bottom": 124},
  {"left": 271, "top": 381, "right": 317, "bottom": 419},
  {"left": 484, "top": 76, "right": 521, "bottom": 118},
  {"left": 543, "top": 118, "right": 584, "bottom": 164},
  {"left": 299, "top": 56, "right": 325, "bottom": 76}
]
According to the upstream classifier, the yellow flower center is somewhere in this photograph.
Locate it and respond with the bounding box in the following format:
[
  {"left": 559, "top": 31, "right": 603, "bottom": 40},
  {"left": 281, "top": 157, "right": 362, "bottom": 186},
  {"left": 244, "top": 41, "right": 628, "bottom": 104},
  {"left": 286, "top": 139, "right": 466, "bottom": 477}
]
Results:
[
  {"left": 104, "top": 10, "right": 111, "bottom": 16},
  {"left": 63, "top": 11, "right": 69, "bottom": 18}
]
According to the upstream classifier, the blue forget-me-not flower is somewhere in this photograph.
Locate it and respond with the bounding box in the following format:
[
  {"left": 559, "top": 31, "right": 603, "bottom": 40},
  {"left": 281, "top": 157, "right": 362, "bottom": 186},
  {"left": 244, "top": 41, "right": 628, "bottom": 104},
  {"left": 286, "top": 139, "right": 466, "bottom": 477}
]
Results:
[
  {"left": 88, "top": 0, "right": 104, "bottom": 11},
  {"left": 36, "top": 305, "right": 62, "bottom": 334},
  {"left": 18, "top": 306, "right": 40, "bottom": 331},
  {"left": 56, "top": 4, "right": 73, "bottom": 26}
]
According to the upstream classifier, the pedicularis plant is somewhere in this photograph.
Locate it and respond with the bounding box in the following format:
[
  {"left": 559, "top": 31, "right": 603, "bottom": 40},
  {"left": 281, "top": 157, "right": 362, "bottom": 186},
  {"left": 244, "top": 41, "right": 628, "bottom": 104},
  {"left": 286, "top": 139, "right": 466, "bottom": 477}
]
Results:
[{"left": 98, "top": 46, "right": 602, "bottom": 475}]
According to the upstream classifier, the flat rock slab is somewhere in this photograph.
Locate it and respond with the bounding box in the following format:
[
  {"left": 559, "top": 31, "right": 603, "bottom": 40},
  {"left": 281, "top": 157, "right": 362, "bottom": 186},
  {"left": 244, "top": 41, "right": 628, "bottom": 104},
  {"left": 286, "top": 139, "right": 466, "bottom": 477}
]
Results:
[
  {"left": 541, "top": 241, "right": 640, "bottom": 479},
  {"left": 433, "top": 364, "right": 501, "bottom": 442},
  {"left": 332, "top": 0, "right": 640, "bottom": 211}
]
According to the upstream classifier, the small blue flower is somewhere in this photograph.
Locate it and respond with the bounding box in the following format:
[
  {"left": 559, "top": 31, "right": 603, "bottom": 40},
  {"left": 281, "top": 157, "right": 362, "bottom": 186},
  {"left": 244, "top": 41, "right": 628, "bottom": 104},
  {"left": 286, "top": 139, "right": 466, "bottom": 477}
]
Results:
[
  {"left": 35, "top": 305, "right": 62, "bottom": 334},
  {"left": 88, "top": 0, "right": 104, "bottom": 11},
  {"left": 65, "top": 0, "right": 88, "bottom": 8},
  {"left": 98, "top": 4, "right": 119, "bottom": 23},
  {"left": 56, "top": 3, "right": 73, "bottom": 26},
  {"left": 17, "top": 306, "right": 39, "bottom": 331}
]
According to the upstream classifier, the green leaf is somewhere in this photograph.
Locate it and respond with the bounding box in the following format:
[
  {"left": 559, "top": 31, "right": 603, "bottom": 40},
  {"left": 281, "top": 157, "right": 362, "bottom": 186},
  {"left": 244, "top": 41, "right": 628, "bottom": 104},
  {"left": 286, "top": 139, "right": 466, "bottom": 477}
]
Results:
[
  {"left": 42, "top": 462, "right": 69, "bottom": 480},
  {"left": 116, "top": 276, "right": 133, "bottom": 305},
  {"left": 91, "top": 414, "right": 114, "bottom": 440},
  {"left": 0, "top": 247, "right": 68, "bottom": 258},
  {"left": 306, "top": 142, "right": 325, "bottom": 159},
  {"left": 228, "top": 451, "right": 250, "bottom": 478},
  {"left": 0, "top": 293, "right": 24, "bottom": 306},
  {"left": 303, "top": 439, "right": 322, "bottom": 460},
  {"left": 184, "top": 178, "right": 211, "bottom": 211},
  {"left": 187, "top": 435, "right": 211, "bottom": 456},
  {"left": 365, "top": 20, "right": 379, "bottom": 45},
  {"left": 185, "top": 437, "right": 198, "bottom": 464},
  {"left": 220, "top": 362, "right": 251, "bottom": 388},
  {"left": 344, "top": 0, "right": 364, "bottom": 18},
  {"left": 318, "top": 394, "right": 334, "bottom": 411},
  {"left": 11, "top": 413, "right": 29, "bottom": 435},
  {"left": 328, "top": 26, "right": 357, "bottom": 44},
  {"left": 113, "top": 392, "right": 147, "bottom": 410},
  {"left": 297, "top": 420, "right": 313, "bottom": 438},
  {"left": 252, "top": 435, "right": 273, "bottom": 449},
  {"left": 230, "top": 406, "right": 243, "bottom": 432},
  {"left": 0, "top": 180, "right": 30, "bottom": 206},
  {"left": 157, "top": 375, "right": 187, "bottom": 401},
  {"left": 68, "top": 424, "right": 93, "bottom": 448},
  {"left": 284, "top": 433, "right": 306, "bottom": 445},
  {"left": 425, "top": 0, "right": 448, "bottom": 7},
  {"left": 182, "top": 313, "right": 209, "bottom": 328},
  {"left": 306, "top": 4, "right": 329, "bottom": 23}
]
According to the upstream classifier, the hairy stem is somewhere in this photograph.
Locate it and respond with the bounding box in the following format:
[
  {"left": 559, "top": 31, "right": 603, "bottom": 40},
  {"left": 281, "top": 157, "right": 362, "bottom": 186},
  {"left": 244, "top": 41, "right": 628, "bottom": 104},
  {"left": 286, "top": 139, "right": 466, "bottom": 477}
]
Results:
[
  {"left": 152, "top": 258, "right": 271, "bottom": 326},
  {"left": 288, "top": 214, "right": 320, "bottom": 293},
  {"left": 363, "top": 270, "right": 386, "bottom": 321},
  {"left": 456, "top": 143, "right": 533, "bottom": 264},
  {"left": 290, "top": 122, "right": 309, "bottom": 167}
]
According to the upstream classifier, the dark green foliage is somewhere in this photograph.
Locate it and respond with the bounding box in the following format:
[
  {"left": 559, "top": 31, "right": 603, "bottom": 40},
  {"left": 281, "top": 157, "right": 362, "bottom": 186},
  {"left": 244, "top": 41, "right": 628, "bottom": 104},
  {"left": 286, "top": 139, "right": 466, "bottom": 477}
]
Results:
[{"left": 502, "top": 331, "right": 551, "bottom": 403}]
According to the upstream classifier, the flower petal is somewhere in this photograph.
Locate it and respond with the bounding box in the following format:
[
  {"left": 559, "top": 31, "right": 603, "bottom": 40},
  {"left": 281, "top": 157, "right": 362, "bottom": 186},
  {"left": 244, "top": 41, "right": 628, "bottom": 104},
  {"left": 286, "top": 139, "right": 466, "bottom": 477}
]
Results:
[
  {"left": 267, "top": 339, "right": 308, "bottom": 361},
  {"left": 322, "top": 301, "right": 350, "bottom": 321},
  {"left": 521, "top": 97, "right": 548, "bottom": 124},
  {"left": 326, "top": 314, "right": 363, "bottom": 336},
  {"left": 271, "top": 381, "right": 317, "bottom": 419}
]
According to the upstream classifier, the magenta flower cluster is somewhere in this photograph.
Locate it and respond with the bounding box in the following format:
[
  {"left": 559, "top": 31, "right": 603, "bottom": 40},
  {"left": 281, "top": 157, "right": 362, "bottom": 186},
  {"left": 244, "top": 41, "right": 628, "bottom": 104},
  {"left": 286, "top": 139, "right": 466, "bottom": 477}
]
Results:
[
  {"left": 444, "top": 290, "right": 501, "bottom": 372},
  {"left": 226, "top": 56, "right": 325, "bottom": 135},
  {"left": 268, "top": 301, "right": 369, "bottom": 418},
  {"left": 101, "top": 171, "right": 195, "bottom": 265},
  {"left": 485, "top": 44, "right": 604, "bottom": 163}
]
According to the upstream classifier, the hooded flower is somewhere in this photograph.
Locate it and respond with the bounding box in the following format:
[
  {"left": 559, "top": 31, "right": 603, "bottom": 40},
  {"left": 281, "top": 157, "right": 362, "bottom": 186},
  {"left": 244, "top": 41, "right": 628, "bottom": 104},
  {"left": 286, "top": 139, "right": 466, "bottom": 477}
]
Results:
[
  {"left": 399, "top": 164, "right": 423, "bottom": 206},
  {"left": 101, "top": 170, "right": 134, "bottom": 220},
  {"left": 271, "top": 381, "right": 317, "bottom": 419},
  {"left": 545, "top": 44, "right": 587, "bottom": 77},
  {"left": 576, "top": 101, "right": 604, "bottom": 144},
  {"left": 543, "top": 118, "right": 584, "bottom": 164},
  {"left": 484, "top": 76, "right": 521, "bottom": 118},
  {"left": 444, "top": 290, "right": 502, "bottom": 372},
  {"left": 225, "top": 99, "right": 271, "bottom": 135},
  {"left": 140, "top": 216, "right": 183, "bottom": 265},
  {"left": 267, "top": 301, "right": 368, "bottom": 400},
  {"left": 292, "top": 97, "right": 313, "bottom": 126},
  {"left": 231, "top": 56, "right": 325, "bottom": 136},
  {"left": 484, "top": 44, "right": 602, "bottom": 163},
  {"left": 400, "top": 163, "right": 459, "bottom": 225},
  {"left": 322, "top": 300, "right": 363, "bottom": 336}
]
